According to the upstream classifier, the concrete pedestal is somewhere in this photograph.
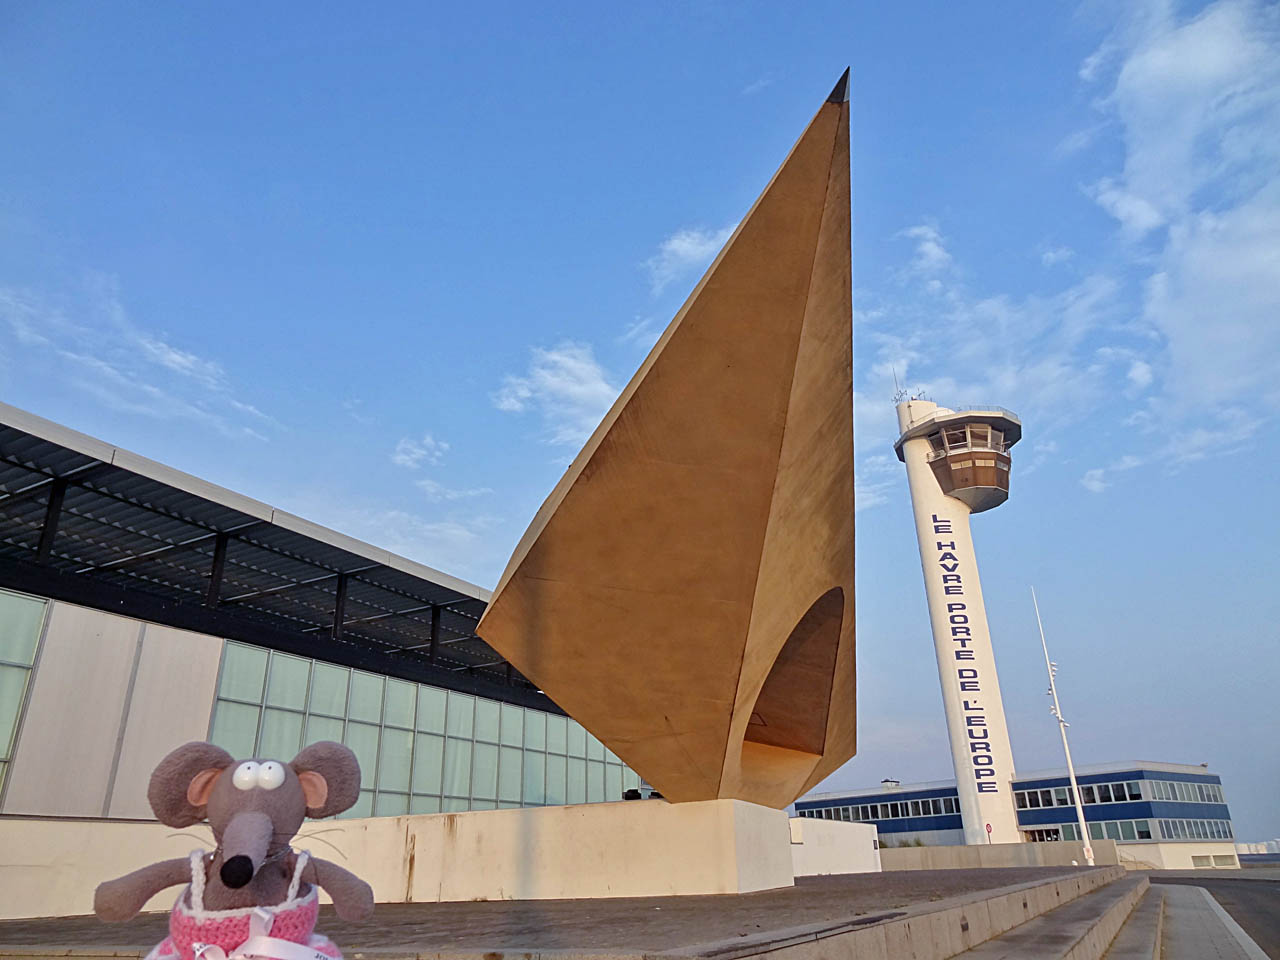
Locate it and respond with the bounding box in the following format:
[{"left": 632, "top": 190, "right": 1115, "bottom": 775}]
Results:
[
  {"left": 0, "top": 798, "right": 800, "bottom": 918},
  {"left": 788, "top": 817, "right": 881, "bottom": 876}
]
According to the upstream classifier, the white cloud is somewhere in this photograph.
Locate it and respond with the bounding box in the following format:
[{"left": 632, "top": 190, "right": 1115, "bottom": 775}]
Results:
[
  {"left": 0, "top": 278, "right": 276, "bottom": 440},
  {"left": 493, "top": 341, "right": 620, "bottom": 447},
  {"left": 416, "top": 477, "right": 493, "bottom": 502},
  {"left": 1041, "top": 245, "right": 1075, "bottom": 266},
  {"left": 391, "top": 434, "right": 449, "bottom": 469},
  {"left": 1127, "top": 360, "right": 1154, "bottom": 389},
  {"left": 899, "top": 223, "right": 953, "bottom": 275},
  {"left": 645, "top": 224, "right": 736, "bottom": 296},
  {"left": 1080, "top": 469, "right": 1109, "bottom": 494},
  {"left": 1085, "top": 0, "right": 1280, "bottom": 426},
  {"left": 1080, "top": 453, "right": 1144, "bottom": 493},
  {"left": 743, "top": 72, "right": 779, "bottom": 96}
]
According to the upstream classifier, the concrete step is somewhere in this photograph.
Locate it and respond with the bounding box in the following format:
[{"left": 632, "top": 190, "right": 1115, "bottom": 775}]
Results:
[
  {"left": 1102, "top": 887, "right": 1165, "bottom": 959},
  {"left": 954, "top": 874, "right": 1147, "bottom": 959}
]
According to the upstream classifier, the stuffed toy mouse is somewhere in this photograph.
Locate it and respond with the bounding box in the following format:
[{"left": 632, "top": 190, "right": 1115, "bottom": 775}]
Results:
[{"left": 95, "top": 741, "right": 375, "bottom": 960}]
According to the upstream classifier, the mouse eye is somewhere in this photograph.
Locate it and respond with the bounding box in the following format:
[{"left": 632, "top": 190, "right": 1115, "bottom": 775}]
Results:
[
  {"left": 232, "top": 761, "right": 260, "bottom": 791},
  {"left": 257, "top": 761, "right": 285, "bottom": 791}
]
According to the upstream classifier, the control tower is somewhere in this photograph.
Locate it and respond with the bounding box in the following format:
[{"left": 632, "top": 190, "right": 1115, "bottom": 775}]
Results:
[{"left": 894, "top": 398, "right": 1023, "bottom": 845}]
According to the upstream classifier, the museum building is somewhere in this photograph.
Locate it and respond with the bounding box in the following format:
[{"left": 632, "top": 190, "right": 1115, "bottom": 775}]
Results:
[
  {"left": 794, "top": 760, "right": 1239, "bottom": 870},
  {"left": 0, "top": 402, "right": 642, "bottom": 822}
]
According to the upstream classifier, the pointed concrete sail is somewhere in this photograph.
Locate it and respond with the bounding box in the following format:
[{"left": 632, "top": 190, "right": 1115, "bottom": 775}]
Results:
[{"left": 478, "top": 74, "right": 853, "bottom": 808}]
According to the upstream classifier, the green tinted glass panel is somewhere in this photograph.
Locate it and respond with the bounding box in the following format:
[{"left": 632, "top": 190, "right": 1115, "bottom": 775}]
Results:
[
  {"left": 384, "top": 680, "right": 416, "bottom": 729},
  {"left": 567, "top": 721, "right": 586, "bottom": 757},
  {"left": 546, "top": 715, "right": 567, "bottom": 754},
  {"left": 219, "top": 644, "right": 267, "bottom": 702},
  {"left": 1088, "top": 821, "right": 1104, "bottom": 840},
  {"left": 209, "top": 701, "right": 259, "bottom": 759},
  {"left": 416, "top": 686, "right": 446, "bottom": 733},
  {"left": 377, "top": 727, "right": 413, "bottom": 792},
  {"left": 340, "top": 790, "right": 374, "bottom": 819},
  {"left": 343, "top": 722, "right": 380, "bottom": 789},
  {"left": 474, "top": 699, "right": 500, "bottom": 742},
  {"left": 259, "top": 708, "right": 303, "bottom": 760},
  {"left": 443, "top": 738, "right": 471, "bottom": 796},
  {"left": 1119, "top": 820, "right": 1137, "bottom": 841},
  {"left": 524, "top": 711, "right": 546, "bottom": 750},
  {"left": 472, "top": 799, "right": 497, "bottom": 810},
  {"left": 545, "top": 754, "right": 567, "bottom": 805},
  {"left": 442, "top": 797, "right": 470, "bottom": 812},
  {"left": 446, "top": 692, "right": 474, "bottom": 738},
  {"left": 472, "top": 742, "right": 498, "bottom": 800},
  {"left": 411, "top": 795, "right": 441, "bottom": 814},
  {"left": 0, "top": 665, "right": 30, "bottom": 758},
  {"left": 587, "top": 761, "right": 605, "bottom": 801},
  {"left": 586, "top": 734, "right": 604, "bottom": 761},
  {"left": 0, "top": 593, "right": 46, "bottom": 665},
  {"left": 604, "top": 746, "right": 619, "bottom": 764},
  {"left": 265, "top": 654, "right": 310, "bottom": 710},
  {"left": 412, "top": 733, "right": 444, "bottom": 794},
  {"left": 309, "top": 663, "right": 349, "bottom": 717},
  {"left": 348, "top": 672, "right": 384, "bottom": 724},
  {"left": 1104, "top": 821, "right": 1122, "bottom": 841},
  {"left": 498, "top": 747, "right": 522, "bottom": 802},
  {"left": 306, "top": 715, "right": 344, "bottom": 745},
  {"left": 566, "top": 758, "right": 586, "bottom": 804},
  {"left": 622, "top": 769, "right": 640, "bottom": 791},
  {"left": 375, "top": 792, "right": 409, "bottom": 816},
  {"left": 500, "top": 704, "right": 523, "bottom": 747},
  {"left": 605, "top": 764, "right": 621, "bottom": 802},
  {"left": 523, "top": 750, "right": 545, "bottom": 804}
]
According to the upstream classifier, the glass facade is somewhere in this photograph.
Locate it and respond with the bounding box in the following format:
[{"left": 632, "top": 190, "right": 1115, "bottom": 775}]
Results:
[
  {"left": 208, "top": 641, "right": 642, "bottom": 817},
  {"left": 0, "top": 589, "right": 49, "bottom": 797}
]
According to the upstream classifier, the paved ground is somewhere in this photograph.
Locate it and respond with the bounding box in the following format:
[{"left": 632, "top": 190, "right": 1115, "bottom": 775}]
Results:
[
  {"left": 0, "top": 867, "right": 1085, "bottom": 955},
  {"left": 1153, "top": 874, "right": 1279, "bottom": 960}
]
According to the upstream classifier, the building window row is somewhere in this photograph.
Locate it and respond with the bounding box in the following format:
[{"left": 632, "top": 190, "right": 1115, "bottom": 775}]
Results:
[
  {"left": 1150, "top": 779, "right": 1224, "bottom": 804},
  {"left": 926, "top": 423, "right": 1008, "bottom": 460},
  {"left": 799, "top": 796, "right": 960, "bottom": 822},
  {"left": 1159, "top": 818, "right": 1233, "bottom": 841},
  {"left": 208, "top": 642, "right": 641, "bottom": 818},
  {"left": 1015, "top": 780, "right": 1143, "bottom": 809},
  {"left": 0, "top": 590, "right": 49, "bottom": 798}
]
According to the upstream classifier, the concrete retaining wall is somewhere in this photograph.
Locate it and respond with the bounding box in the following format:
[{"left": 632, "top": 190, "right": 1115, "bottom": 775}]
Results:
[
  {"left": 0, "top": 798, "right": 795, "bottom": 919},
  {"left": 788, "top": 818, "right": 880, "bottom": 876},
  {"left": 879, "top": 839, "right": 1118, "bottom": 871}
]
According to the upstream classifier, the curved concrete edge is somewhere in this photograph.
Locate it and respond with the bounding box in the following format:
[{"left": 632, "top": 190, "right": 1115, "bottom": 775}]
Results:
[{"left": 0, "top": 868, "right": 1129, "bottom": 960}]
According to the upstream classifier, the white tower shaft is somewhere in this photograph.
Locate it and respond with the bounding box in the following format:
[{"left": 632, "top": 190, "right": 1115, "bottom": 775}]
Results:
[{"left": 898, "top": 400, "right": 1021, "bottom": 845}]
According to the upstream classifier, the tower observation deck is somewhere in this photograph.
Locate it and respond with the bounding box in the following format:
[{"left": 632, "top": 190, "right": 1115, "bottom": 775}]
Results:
[{"left": 894, "top": 399, "right": 1023, "bottom": 845}]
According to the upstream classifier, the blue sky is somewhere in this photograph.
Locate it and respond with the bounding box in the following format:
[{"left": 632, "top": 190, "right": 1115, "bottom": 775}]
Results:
[{"left": 2, "top": 2, "right": 1277, "bottom": 839}]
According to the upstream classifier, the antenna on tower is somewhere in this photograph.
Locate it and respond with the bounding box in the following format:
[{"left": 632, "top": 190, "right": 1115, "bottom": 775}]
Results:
[{"left": 892, "top": 367, "right": 908, "bottom": 404}]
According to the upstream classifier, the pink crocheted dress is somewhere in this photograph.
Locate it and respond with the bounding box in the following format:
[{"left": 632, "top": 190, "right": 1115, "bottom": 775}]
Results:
[{"left": 144, "top": 851, "right": 342, "bottom": 960}]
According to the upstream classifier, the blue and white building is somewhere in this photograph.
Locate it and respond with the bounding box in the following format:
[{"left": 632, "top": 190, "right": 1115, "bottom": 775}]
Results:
[{"left": 795, "top": 761, "right": 1239, "bottom": 870}]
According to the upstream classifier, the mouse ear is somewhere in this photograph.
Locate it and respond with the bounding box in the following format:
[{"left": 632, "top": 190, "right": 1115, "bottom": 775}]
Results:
[
  {"left": 290, "top": 741, "right": 361, "bottom": 818},
  {"left": 148, "top": 742, "right": 234, "bottom": 827}
]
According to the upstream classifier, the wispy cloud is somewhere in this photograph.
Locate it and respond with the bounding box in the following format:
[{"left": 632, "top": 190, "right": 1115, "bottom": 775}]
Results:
[
  {"left": 742, "top": 72, "right": 780, "bottom": 96},
  {"left": 391, "top": 434, "right": 449, "bottom": 469},
  {"left": 493, "top": 340, "right": 619, "bottom": 447},
  {"left": 1086, "top": 0, "right": 1280, "bottom": 415},
  {"left": 415, "top": 477, "right": 493, "bottom": 502},
  {"left": 1080, "top": 454, "right": 1143, "bottom": 494},
  {"left": 0, "top": 276, "right": 277, "bottom": 440},
  {"left": 644, "top": 223, "right": 736, "bottom": 296},
  {"left": 1041, "top": 245, "right": 1075, "bottom": 267}
]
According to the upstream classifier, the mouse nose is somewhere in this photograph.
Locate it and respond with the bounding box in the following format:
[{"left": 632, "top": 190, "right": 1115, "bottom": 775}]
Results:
[{"left": 220, "top": 855, "right": 254, "bottom": 888}]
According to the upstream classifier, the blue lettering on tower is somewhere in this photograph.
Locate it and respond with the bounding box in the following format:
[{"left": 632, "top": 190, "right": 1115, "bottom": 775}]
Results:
[{"left": 932, "top": 514, "right": 1001, "bottom": 797}]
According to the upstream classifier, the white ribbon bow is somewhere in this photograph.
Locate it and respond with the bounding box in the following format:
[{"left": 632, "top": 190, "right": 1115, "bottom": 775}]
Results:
[{"left": 192, "top": 908, "right": 333, "bottom": 960}]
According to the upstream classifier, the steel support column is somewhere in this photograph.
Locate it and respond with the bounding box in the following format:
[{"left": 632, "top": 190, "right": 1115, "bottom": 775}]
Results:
[
  {"left": 331, "top": 572, "right": 349, "bottom": 641},
  {"left": 205, "top": 532, "right": 229, "bottom": 607},
  {"left": 35, "top": 478, "right": 68, "bottom": 564},
  {"left": 429, "top": 604, "right": 440, "bottom": 663}
]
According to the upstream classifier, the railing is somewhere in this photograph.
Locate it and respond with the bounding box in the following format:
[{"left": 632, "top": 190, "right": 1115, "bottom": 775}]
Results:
[
  {"left": 950, "top": 403, "right": 1020, "bottom": 421},
  {"left": 925, "top": 443, "right": 1010, "bottom": 462}
]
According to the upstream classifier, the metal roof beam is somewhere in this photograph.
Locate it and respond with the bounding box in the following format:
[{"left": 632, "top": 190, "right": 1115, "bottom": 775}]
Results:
[{"left": 35, "top": 478, "right": 67, "bottom": 564}]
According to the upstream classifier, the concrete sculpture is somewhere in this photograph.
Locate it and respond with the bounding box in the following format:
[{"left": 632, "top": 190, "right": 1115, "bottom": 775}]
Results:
[{"left": 478, "top": 71, "right": 853, "bottom": 809}]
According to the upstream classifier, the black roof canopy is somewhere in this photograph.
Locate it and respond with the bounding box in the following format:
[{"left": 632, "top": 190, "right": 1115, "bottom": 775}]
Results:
[{"left": 0, "top": 402, "right": 558, "bottom": 714}]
